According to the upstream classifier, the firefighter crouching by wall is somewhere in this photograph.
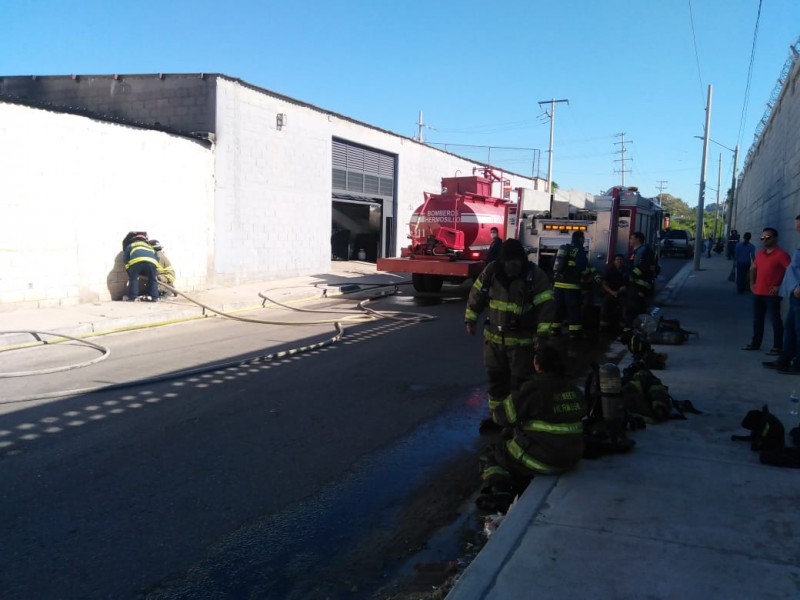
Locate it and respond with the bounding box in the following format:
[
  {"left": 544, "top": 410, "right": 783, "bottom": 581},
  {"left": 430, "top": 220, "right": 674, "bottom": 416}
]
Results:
[
  {"left": 148, "top": 239, "right": 177, "bottom": 297},
  {"left": 551, "top": 230, "right": 591, "bottom": 340},
  {"left": 465, "top": 239, "right": 555, "bottom": 433},
  {"left": 123, "top": 234, "right": 160, "bottom": 302},
  {"left": 622, "top": 231, "right": 657, "bottom": 338},
  {"left": 476, "top": 345, "right": 586, "bottom": 513}
]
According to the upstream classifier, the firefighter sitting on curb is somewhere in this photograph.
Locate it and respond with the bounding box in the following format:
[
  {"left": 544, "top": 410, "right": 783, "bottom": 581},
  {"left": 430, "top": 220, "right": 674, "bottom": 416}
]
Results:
[
  {"left": 551, "top": 230, "right": 591, "bottom": 340},
  {"left": 476, "top": 345, "right": 586, "bottom": 514},
  {"left": 465, "top": 238, "right": 555, "bottom": 433}
]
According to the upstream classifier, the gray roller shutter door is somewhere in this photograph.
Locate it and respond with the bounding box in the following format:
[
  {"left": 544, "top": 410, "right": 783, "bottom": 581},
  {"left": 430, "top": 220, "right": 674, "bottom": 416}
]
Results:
[{"left": 332, "top": 139, "right": 395, "bottom": 198}]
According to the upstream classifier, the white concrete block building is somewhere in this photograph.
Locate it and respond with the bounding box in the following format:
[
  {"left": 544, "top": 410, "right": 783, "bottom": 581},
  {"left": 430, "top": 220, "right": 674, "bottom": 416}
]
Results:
[{"left": 0, "top": 73, "right": 584, "bottom": 309}]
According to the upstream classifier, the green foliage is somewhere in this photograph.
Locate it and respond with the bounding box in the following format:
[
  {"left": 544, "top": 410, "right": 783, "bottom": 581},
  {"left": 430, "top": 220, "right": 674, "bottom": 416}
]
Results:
[
  {"left": 661, "top": 193, "right": 724, "bottom": 240},
  {"left": 659, "top": 193, "right": 692, "bottom": 219}
]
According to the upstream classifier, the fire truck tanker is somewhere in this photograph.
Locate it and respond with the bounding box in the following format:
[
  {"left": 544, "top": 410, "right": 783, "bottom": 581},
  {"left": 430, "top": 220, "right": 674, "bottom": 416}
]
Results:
[
  {"left": 377, "top": 173, "right": 661, "bottom": 291},
  {"left": 376, "top": 169, "right": 518, "bottom": 292}
]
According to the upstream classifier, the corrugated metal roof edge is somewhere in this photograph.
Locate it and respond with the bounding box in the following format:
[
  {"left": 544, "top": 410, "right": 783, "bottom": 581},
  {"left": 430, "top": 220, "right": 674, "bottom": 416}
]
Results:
[
  {"left": 0, "top": 72, "right": 532, "bottom": 179},
  {"left": 0, "top": 91, "right": 214, "bottom": 147}
]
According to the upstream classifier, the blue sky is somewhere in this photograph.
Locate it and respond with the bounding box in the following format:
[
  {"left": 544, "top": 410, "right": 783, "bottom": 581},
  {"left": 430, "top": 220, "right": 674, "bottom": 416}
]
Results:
[{"left": 3, "top": 0, "right": 798, "bottom": 205}]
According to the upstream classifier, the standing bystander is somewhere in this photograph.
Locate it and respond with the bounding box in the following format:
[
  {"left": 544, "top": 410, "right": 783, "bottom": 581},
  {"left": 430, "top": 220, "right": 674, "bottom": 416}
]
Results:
[
  {"left": 727, "top": 229, "right": 741, "bottom": 260},
  {"left": 486, "top": 227, "right": 503, "bottom": 263},
  {"left": 743, "top": 228, "right": 790, "bottom": 354},
  {"left": 764, "top": 216, "right": 800, "bottom": 374},
  {"left": 734, "top": 232, "right": 756, "bottom": 294}
]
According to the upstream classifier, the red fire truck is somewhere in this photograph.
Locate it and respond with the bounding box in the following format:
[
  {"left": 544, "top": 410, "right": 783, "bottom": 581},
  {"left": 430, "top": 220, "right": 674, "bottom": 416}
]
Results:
[
  {"left": 378, "top": 177, "right": 661, "bottom": 291},
  {"left": 519, "top": 186, "right": 663, "bottom": 274},
  {"left": 376, "top": 169, "right": 518, "bottom": 292}
]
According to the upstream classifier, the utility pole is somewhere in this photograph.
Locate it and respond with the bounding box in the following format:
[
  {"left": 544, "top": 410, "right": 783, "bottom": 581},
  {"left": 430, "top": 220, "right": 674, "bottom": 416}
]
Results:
[
  {"left": 656, "top": 180, "right": 668, "bottom": 205},
  {"left": 417, "top": 111, "right": 424, "bottom": 143},
  {"left": 713, "top": 153, "right": 722, "bottom": 242},
  {"left": 725, "top": 145, "right": 739, "bottom": 238},
  {"left": 613, "top": 133, "right": 633, "bottom": 186},
  {"left": 537, "top": 98, "right": 569, "bottom": 199},
  {"left": 693, "top": 84, "right": 713, "bottom": 271}
]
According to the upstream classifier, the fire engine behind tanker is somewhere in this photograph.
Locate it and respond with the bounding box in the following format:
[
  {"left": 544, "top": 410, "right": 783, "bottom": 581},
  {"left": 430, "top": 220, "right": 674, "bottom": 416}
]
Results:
[
  {"left": 518, "top": 186, "right": 663, "bottom": 276},
  {"left": 376, "top": 168, "right": 519, "bottom": 292}
]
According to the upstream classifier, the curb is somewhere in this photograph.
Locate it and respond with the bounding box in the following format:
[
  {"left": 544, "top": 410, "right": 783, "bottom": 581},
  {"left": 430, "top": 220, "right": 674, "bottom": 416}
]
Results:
[{"left": 446, "top": 476, "right": 559, "bottom": 600}]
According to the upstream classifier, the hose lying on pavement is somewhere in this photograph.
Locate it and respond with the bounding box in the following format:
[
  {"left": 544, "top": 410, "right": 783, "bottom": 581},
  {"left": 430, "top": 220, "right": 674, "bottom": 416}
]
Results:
[
  {"left": 0, "top": 279, "right": 434, "bottom": 403},
  {"left": 0, "top": 331, "right": 111, "bottom": 377}
]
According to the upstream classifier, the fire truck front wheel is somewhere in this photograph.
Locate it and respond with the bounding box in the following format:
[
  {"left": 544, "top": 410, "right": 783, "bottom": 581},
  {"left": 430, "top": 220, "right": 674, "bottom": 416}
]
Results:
[{"left": 412, "top": 273, "right": 443, "bottom": 293}]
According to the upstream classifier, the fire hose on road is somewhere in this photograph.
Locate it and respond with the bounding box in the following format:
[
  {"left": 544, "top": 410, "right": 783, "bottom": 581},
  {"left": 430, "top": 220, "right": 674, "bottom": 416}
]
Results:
[{"left": 0, "top": 280, "right": 434, "bottom": 404}]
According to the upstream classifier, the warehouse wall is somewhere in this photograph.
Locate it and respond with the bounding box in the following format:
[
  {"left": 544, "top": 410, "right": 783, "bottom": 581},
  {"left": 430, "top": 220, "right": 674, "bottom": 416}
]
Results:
[{"left": 0, "top": 102, "right": 214, "bottom": 309}]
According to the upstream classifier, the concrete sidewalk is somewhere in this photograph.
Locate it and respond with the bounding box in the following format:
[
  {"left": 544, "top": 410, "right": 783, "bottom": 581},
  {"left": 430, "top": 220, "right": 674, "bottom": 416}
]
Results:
[
  {"left": 4, "top": 256, "right": 799, "bottom": 598},
  {"left": 447, "top": 255, "right": 800, "bottom": 599},
  {"left": 0, "top": 261, "right": 408, "bottom": 349}
]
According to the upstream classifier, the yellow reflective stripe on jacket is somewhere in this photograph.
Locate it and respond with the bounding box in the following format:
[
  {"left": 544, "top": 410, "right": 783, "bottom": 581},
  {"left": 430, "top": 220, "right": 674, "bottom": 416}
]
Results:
[
  {"left": 533, "top": 289, "right": 553, "bottom": 305},
  {"left": 506, "top": 439, "right": 561, "bottom": 473},
  {"left": 481, "top": 465, "right": 509, "bottom": 481},
  {"left": 537, "top": 322, "right": 551, "bottom": 333},
  {"left": 465, "top": 308, "right": 479, "bottom": 321},
  {"left": 126, "top": 256, "right": 159, "bottom": 269},
  {"left": 488, "top": 299, "right": 532, "bottom": 315},
  {"left": 520, "top": 420, "right": 583, "bottom": 434},
  {"left": 554, "top": 282, "right": 581, "bottom": 290},
  {"left": 483, "top": 330, "right": 535, "bottom": 345},
  {"left": 501, "top": 395, "right": 517, "bottom": 424}
]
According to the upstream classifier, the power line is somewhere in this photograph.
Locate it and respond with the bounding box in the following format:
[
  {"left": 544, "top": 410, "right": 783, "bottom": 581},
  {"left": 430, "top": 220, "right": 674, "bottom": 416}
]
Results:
[
  {"left": 687, "top": 0, "right": 706, "bottom": 110},
  {"left": 736, "top": 0, "right": 763, "bottom": 147}
]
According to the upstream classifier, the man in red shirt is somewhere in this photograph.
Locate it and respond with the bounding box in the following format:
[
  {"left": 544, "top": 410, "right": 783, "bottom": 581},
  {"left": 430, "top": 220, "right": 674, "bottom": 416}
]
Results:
[{"left": 743, "top": 227, "right": 791, "bottom": 353}]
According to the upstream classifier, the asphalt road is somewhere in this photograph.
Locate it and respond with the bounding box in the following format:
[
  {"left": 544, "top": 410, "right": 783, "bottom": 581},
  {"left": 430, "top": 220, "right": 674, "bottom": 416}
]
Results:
[
  {"left": 0, "top": 259, "right": 685, "bottom": 599},
  {"left": 0, "top": 289, "right": 489, "bottom": 599}
]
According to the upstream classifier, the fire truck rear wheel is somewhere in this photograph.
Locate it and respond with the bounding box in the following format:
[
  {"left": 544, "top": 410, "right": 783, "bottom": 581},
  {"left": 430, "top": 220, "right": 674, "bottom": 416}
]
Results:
[{"left": 412, "top": 274, "right": 443, "bottom": 293}]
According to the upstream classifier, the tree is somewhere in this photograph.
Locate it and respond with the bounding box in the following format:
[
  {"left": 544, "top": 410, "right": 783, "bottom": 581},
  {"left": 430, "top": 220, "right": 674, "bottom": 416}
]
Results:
[{"left": 658, "top": 193, "right": 692, "bottom": 220}]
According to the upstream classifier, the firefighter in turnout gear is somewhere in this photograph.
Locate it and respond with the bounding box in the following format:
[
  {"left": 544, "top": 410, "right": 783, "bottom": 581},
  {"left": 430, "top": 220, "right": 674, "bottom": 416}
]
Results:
[
  {"left": 476, "top": 345, "right": 586, "bottom": 513},
  {"left": 123, "top": 234, "right": 159, "bottom": 301},
  {"left": 465, "top": 239, "right": 555, "bottom": 432},
  {"left": 148, "top": 239, "right": 177, "bottom": 297},
  {"left": 552, "top": 230, "right": 590, "bottom": 339},
  {"left": 622, "top": 231, "right": 657, "bottom": 337}
]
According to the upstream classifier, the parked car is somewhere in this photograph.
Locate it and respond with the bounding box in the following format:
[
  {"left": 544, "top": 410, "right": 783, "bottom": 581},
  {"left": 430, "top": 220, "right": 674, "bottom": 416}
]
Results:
[{"left": 662, "top": 229, "right": 694, "bottom": 258}]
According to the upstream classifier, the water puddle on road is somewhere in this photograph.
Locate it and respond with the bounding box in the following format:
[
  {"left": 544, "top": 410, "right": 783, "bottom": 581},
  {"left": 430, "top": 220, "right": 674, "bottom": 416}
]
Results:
[
  {"left": 145, "top": 387, "right": 489, "bottom": 600},
  {"left": 145, "top": 334, "right": 625, "bottom": 600}
]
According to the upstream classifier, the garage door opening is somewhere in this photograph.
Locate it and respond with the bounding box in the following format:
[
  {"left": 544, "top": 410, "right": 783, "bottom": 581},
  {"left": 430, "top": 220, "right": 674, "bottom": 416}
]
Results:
[{"left": 331, "top": 197, "right": 382, "bottom": 262}]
